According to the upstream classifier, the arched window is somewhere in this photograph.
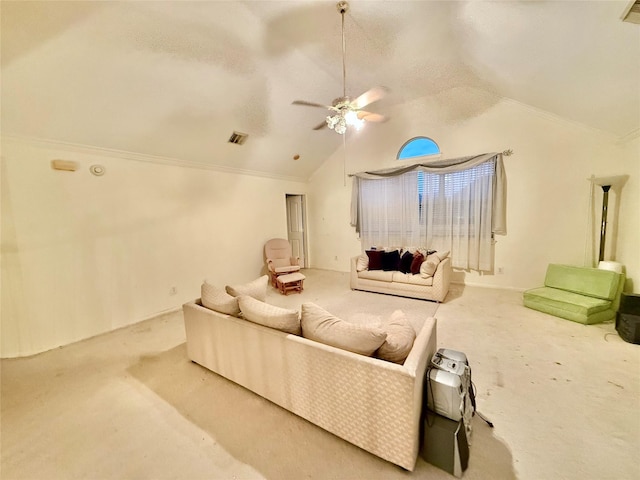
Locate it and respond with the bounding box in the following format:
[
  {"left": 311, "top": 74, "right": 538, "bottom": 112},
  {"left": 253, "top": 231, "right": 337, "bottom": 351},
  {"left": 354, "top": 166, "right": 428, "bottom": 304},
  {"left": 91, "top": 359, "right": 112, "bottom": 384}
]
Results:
[{"left": 397, "top": 137, "right": 440, "bottom": 160}]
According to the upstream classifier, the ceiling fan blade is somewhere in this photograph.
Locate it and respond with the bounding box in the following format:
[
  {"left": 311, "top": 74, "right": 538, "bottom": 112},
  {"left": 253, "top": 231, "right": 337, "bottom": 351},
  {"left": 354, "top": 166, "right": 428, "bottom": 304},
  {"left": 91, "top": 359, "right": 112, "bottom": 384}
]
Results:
[
  {"left": 292, "top": 100, "right": 331, "bottom": 109},
  {"left": 357, "top": 111, "right": 387, "bottom": 123},
  {"left": 313, "top": 120, "right": 328, "bottom": 130},
  {"left": 353, "top": 86, "right": 389, "bottom": 110}
]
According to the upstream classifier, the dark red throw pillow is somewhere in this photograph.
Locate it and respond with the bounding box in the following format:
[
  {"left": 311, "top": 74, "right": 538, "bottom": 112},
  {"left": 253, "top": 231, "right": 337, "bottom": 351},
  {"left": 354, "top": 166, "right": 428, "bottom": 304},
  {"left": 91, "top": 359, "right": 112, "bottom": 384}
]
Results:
[
  {"left": 410, "top": 252, "right": 425, "bottom": 275},
  {"left": 366, "top": 250, "right": 384, "bottom": 270}
]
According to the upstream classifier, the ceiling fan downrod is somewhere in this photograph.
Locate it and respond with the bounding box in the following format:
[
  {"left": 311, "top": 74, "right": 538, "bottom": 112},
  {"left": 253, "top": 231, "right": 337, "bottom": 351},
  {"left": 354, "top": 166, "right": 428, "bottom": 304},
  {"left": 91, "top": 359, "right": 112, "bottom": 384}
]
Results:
[
  {"left": 290, "top": 0, "right": 388, "bottom": 134},
  {"left": 337, "top": 1, "right": 349, "bottom": 99}
]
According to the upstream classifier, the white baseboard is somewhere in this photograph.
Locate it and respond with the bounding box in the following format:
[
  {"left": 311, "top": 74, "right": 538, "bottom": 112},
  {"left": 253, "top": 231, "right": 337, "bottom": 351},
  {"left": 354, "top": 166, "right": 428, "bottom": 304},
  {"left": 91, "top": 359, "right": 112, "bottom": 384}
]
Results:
[{"left": 450, "top": 280, "right": 526, "bottom": 293}]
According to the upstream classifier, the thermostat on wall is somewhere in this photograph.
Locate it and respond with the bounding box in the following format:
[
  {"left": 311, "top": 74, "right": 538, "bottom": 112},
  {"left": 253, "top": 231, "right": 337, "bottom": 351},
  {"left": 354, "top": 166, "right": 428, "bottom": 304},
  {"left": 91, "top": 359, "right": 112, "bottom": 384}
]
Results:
[{"left": 51, "top": 160, "right": 78, "bottom": 172}]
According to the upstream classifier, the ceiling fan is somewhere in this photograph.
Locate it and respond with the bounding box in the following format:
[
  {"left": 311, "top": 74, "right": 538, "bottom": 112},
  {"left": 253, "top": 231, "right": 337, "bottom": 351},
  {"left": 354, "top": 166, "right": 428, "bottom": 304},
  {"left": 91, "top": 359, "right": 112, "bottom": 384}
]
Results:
[{"left": 292, "top": 1, "right": 389, "bottom": 135}]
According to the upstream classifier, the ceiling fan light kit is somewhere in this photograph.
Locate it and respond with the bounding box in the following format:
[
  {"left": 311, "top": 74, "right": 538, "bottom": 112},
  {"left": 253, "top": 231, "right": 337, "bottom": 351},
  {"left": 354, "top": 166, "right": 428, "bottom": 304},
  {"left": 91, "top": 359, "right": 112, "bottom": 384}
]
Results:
[
  {"left": 292, "top": 1, "right": 388, "bottom": 135},
  {"left": 326, "top": 100, "right": 365, "bottom": 134}
]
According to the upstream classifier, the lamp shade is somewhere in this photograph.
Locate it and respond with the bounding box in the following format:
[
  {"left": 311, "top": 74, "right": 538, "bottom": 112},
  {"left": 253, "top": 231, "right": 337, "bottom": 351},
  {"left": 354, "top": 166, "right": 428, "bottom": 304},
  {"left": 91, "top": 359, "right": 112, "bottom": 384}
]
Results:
[{"left": 598, "top": 261, "right": 623, "bottom": 274}]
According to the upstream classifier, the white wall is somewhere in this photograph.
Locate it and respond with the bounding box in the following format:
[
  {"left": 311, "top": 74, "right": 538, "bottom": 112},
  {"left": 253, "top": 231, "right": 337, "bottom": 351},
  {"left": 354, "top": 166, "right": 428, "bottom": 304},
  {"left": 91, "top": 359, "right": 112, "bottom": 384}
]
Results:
[
  {"left": 2, "top": 94, "right": 635, "bottom": 357},
  {"left": 308, "top": 87, "right": 639, "bottom": 293},
  {"left": 616, "top": 136, "right": 640, "bottom": 292},
  {"left": 0, "top": 137, "right": 307, "bottom": 357}
]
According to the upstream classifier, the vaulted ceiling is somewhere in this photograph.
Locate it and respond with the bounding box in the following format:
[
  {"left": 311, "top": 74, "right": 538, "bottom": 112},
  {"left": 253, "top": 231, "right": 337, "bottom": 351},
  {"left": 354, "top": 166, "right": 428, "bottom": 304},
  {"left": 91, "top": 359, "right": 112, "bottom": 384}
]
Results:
[{"left": 2, "top": 1, "right": 639, "bottom": 181}]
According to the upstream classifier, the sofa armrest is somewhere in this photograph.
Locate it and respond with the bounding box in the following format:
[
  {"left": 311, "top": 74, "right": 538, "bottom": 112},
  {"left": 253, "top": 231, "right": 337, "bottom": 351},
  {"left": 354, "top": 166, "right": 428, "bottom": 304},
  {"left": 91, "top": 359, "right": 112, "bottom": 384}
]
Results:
[
  {"left": 611, "top": 273, "right": 626, "bottom": 312},
  {"left": 431, "top": 257, "right": 452, "bottom": 302},
  {"left": 350, "top": 256, "right": 360, "bottom": 289}
]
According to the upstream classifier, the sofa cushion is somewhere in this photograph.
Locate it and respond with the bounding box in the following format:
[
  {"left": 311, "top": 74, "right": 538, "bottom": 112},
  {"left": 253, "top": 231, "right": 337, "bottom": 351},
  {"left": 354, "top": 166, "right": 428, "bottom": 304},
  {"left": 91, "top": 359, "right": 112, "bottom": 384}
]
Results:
[
  {"left": 274, "top": 265, "right": 300, "bottom": 274},
  {"left": 392, "top": 272, "right": 434, "bottom": 286},
  {"left": 433, "top": 250, "right": 450, "bottom": 261},
  {"left": 359, "top": 270, "right": 394, "bottom": 282},
  {"left": 238, "top": 296, "right": 301, "bottom": 335},
  {"left": 410, "top": 248, "right": 436, "bottom": 257},
  {"left": 523, "top": 286, "right": 612, "bottom": 324},
  {"left": 376, "top": 310, "right": 416, "bottom": 364},
  {"left": 399, "top": 251, "right": 414, "bottom": 274},
  {"left": 270, "top": 258, "right": 291, "bottom": 269},
  {"left": 544, "top": 264, "right": 620, "bottom": 300},
  {"left": 226, "top": 275, "right": 268, "bottom": 302},
  {"left": 410, "top": 252, "right": 424, "bottom": 275},
  {"left": 420, "top": 253, "right": 441, "bottom": 278},
  {"left": 201, "top": 281, "right": 240, "bottom": 315},
  {"left": 366, "top": 250, "right": 384, "bottom": 270},
  {"left": 301, "top": 303, "right": 387, "bottom": 356},
  {"left": 356, "top": 254, "right": 369, "bottom": 272}
]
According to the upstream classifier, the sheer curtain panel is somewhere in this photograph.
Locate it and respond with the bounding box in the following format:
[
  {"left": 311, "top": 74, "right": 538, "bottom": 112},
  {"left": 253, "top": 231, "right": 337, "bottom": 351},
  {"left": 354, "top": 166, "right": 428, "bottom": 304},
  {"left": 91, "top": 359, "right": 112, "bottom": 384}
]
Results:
[
  {"left": 351, "top": 153, "right": 506, "bottom": 272},
  {"left": 357, "top": 172, "right": 421, "bottom": 247}
]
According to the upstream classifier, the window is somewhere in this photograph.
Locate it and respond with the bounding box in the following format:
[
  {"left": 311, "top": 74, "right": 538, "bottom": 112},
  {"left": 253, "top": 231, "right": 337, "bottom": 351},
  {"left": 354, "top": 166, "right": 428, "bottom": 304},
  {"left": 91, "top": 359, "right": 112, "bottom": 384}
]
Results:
[
  {"left": 352, "top": 151, "right": 505, "bottom": 272},
  {"left": 417, "top": 161, "right": 495, "bottom": 228},
  {"left": 397, "top": 137, "right": 440, "bottom": 160}
]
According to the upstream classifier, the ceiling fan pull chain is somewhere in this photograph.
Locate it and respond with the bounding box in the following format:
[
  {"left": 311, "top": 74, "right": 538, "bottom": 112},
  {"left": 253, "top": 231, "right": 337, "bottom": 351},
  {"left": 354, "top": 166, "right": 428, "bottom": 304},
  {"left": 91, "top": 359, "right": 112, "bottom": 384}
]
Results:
[{"left": 343, "top": 130, "right": 347, "bottom": 186}]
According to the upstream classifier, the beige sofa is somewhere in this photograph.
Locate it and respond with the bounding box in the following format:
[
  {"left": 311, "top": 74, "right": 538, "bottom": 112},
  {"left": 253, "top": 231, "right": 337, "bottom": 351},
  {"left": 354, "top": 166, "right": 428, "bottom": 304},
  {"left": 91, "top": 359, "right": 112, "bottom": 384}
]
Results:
[
  {"left": 350, "top": 255, "right": 452, "bottom": 302},
  {"left": 183, "top": 299, "right": 437, "bottom": 471}
]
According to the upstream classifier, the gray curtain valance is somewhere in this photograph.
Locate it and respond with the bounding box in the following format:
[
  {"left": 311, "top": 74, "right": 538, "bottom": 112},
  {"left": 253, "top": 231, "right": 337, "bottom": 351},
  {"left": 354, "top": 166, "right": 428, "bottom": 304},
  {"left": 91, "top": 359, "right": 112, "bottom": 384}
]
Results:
[
  {"left": 350, "top": 152, "right": 507, "bottom": 235},
  {"left": 351, "top": 152, "right": 500, "bottom": 178}
]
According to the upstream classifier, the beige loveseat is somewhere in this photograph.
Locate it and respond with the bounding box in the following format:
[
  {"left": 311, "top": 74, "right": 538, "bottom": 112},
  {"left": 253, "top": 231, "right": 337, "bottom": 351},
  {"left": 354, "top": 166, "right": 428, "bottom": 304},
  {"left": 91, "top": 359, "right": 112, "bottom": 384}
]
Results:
[
  {"left": 350, "top": 255, "right": 452, "bottom": 302},
  {"left": 183, "top": 299, "right": 437, "bottom": 471}
]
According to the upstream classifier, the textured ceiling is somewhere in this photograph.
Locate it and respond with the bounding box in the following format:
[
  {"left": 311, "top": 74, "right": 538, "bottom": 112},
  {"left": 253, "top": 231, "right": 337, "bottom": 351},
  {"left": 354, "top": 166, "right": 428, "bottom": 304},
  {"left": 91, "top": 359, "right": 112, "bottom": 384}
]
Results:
[{"left": 2, "top": 1, "right": 639, "bottom": 181}]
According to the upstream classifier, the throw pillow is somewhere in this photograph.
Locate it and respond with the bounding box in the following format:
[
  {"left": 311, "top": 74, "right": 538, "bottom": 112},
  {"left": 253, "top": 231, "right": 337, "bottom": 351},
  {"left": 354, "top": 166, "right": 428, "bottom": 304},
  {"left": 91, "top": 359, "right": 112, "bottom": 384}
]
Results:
[
  {"left": 356, "top": 254, "right": 369, "bottom": 272},
  {"left": 366, "top": 250, "right": 384, "bottom": 271},
  {"left": 420, "top": 253, "right": 441, "bottom": 278},
  {"left": 376, "top": 310, "right": 416, "bottom": 364},
  {"left": 399, "top": 251, "right": 414, "bottom": 274},
  {"left": 226, "top": 275, "right": 268, "bottom": 302},
  {"left": 410, "top": 252, "right": 425, "bottom": 275},
  {"left": 435, "top": 250, "right": 450, "bottom": 261},
  {"left": 381, "top": 250, "right": 401, "bottom": 271},
  {"left": 238, "top": 296, "right": 301, "bottom": 335},
  {"left": 301, "top": 303, "right": 387, "bottom": 356},
  {"left": 201, "top": 281, "right": 240, "bottom": 315}
]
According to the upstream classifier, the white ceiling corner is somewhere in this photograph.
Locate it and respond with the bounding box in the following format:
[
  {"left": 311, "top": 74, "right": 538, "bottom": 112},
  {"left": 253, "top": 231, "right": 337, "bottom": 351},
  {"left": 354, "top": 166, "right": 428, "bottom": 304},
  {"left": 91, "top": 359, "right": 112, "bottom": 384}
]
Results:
[{"left": 1, "top": 0, "right": 638, "bottom": 181}]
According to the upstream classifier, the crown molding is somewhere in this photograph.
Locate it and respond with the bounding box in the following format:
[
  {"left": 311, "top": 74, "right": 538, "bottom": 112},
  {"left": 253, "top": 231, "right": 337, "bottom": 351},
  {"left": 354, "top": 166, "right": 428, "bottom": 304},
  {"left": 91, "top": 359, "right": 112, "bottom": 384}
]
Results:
[
  {"left": 617, "top": 128, "right": 640, "bottom": 145},
  {"left": 1, "top": 134, "right": 306, "bottom": 183}
]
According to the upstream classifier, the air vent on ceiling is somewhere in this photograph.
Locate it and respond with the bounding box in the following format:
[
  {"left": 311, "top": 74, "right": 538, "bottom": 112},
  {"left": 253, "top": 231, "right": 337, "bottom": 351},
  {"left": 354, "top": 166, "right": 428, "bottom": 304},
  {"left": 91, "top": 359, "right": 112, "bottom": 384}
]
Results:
[
  {"left": 622, "top": 0, "right": 640, "bottom": 24},
  {"left": 228, "top": 131, "right": 248, "bottom": 145}
]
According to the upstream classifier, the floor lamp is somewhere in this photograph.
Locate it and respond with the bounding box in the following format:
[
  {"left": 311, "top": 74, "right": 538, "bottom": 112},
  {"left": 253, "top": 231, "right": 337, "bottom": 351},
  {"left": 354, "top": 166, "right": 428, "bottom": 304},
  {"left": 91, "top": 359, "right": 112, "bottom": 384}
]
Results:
[{"left": 589, "top": 175, "right": 628, "bottom": 268}]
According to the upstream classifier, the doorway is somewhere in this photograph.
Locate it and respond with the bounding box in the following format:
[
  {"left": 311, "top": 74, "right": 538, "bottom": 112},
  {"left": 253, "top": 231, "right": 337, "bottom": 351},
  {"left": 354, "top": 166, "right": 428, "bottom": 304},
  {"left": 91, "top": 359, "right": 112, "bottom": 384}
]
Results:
[{"left": 286, "top": 194, "right": 308, "bottom": 268}]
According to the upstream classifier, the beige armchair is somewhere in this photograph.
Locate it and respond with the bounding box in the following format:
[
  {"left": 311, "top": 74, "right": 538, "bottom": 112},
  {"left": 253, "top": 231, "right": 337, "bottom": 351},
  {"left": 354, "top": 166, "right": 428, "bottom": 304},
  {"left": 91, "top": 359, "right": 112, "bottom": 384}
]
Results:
[{"left": 264, "top": 238, "right": 301, "bottom": 287}]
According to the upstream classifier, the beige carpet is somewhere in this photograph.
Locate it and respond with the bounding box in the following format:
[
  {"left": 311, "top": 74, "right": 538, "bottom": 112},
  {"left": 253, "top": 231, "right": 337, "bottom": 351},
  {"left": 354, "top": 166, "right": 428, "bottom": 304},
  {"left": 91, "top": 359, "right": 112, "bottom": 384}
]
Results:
[
  {"left": 2, "top": 268, "right": 639, "bottom": 480},
  {"left": 264, "top": 269, "right": 439, "bottom": 332},
  {"left": 127, "top": 343, "right": 515, "bottom": 480}
]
